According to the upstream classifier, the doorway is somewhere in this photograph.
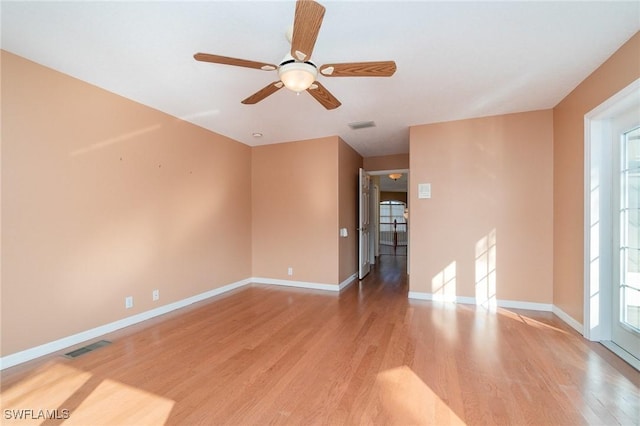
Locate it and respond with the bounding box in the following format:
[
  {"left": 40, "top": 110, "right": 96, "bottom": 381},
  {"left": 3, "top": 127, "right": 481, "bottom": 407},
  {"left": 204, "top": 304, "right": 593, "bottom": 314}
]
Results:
[
  {"left": 379, "top": 200, "right": 407, "bottom": 257},
  {"left": 359, "top": 169, "right": 409, "bottom": 278},
  {"left": 584, "top": 78, "right": 640, "bottom": 370}
]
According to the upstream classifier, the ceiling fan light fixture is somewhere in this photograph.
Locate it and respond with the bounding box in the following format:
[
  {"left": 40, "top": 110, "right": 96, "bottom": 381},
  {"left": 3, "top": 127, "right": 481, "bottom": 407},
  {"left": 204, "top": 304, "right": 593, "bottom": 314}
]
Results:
[{"left": 278, "top": 61, "right": 318, "bottom": 93}]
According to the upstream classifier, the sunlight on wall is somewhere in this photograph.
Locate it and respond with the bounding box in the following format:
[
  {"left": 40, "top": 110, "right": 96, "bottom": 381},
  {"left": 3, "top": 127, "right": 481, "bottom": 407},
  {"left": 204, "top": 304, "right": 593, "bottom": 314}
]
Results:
[
  {"left": 1, "top": 362, "right": 174, "bottom": 425},
  {"left": 376, "top": 366, "right": 465, "bottom": 425},
  {"left": 69, "top": 124, "right": 162, "bottom": 157},
  {"left": 475, "top": 229, "right": 497, "bottom": 310},
  {"left": 431, "top": 261, "right": 457, "bottom": 302}
]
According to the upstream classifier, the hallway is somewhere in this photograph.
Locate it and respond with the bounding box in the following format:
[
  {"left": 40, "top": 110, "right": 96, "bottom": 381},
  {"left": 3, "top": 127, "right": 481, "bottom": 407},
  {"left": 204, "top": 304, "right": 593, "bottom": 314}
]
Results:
[{"left": 360, "top": 250, "right": 408, "bottom": 297}]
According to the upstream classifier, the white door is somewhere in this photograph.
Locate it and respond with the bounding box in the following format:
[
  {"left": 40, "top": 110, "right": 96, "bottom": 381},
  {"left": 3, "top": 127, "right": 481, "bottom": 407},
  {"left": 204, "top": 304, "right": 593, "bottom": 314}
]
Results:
[
  {"left": 359, "top": 168, "right": 371, "bottom": 279},
  {"left": 371, "top": 182, "right": 380, "bottom": 262},
  {"left": 613, "top": 124, "right": 640, "bottom": 360}
]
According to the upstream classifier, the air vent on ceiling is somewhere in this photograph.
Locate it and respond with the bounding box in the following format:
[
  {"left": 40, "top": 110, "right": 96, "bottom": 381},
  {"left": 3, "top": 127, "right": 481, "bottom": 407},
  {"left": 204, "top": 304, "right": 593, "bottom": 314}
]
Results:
[
  {"left": 64, "top": 340, "right": 111, "bottom": 358},
  {"left": 348, "top": 120, "right": 376, "bottom": 130}
]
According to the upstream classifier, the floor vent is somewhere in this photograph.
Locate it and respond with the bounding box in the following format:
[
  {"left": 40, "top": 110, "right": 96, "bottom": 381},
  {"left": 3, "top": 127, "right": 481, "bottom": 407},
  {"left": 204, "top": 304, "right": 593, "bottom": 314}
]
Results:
[{"left": 64, "top": 340, "right": 111, "bottom": 358}]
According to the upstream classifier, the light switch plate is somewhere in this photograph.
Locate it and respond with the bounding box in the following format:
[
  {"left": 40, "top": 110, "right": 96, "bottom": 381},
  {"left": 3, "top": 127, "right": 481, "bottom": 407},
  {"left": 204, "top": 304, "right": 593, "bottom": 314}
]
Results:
[{"left": 418, "top": 183, "right": 431, "bottom": 199}]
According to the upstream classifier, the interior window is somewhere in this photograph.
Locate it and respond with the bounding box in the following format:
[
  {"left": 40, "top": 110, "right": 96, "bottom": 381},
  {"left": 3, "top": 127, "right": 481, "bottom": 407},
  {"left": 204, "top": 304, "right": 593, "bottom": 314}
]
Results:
[{"left": 379, "top": 200, "right": 407, "bottom": 246}]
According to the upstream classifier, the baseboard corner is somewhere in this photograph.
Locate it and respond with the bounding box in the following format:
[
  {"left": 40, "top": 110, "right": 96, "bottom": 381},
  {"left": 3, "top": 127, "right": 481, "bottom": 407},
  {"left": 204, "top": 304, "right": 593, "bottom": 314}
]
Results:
[{"left": 552, "top": 305, "right": 584, "bottom": 334}]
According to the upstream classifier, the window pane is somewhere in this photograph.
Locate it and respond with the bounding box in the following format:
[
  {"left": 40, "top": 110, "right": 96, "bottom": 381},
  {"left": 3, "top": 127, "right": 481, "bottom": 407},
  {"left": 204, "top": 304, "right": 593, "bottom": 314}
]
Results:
[
  {"left": 620, "top": 127, "right": 640, "bottom": 332},
  {"left": 379, "top": 200, "right": 407, "bottom": 245},
  {"left": 623, "top": 286, "right": 640, "bottom": 331}
]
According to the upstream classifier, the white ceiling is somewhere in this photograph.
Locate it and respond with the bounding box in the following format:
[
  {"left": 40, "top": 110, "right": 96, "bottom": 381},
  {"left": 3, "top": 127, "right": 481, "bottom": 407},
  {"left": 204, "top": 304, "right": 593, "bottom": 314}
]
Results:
[
  {"left": 2, "top": 1, "right": 638, "bottom": 157},
  {"left": 378, "top": 173, "right": 408, "bottom": 193}
]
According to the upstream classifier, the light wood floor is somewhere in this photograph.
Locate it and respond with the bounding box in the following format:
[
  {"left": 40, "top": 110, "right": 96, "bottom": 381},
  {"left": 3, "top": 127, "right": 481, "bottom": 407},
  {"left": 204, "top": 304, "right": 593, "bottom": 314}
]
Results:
[{"left": 2, "top": 255, "right": 639, "bottom": 425}]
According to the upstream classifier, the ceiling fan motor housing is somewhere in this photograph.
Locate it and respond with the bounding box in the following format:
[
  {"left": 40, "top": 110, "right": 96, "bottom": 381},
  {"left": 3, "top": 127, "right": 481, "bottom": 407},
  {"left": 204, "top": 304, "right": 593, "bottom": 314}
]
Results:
[{"left": 278, "top": 59, "right": 318, "bottom": 92}]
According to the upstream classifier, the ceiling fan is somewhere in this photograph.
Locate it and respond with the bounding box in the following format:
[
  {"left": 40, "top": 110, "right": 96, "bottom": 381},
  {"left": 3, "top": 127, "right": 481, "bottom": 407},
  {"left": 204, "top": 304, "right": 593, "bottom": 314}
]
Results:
[{"left": 194, "top": 0, "right": 397, "bottom": 110}]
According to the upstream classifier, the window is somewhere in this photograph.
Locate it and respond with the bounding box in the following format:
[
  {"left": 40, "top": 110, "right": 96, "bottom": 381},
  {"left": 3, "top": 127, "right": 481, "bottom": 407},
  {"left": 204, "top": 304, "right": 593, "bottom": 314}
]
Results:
[
  {"left": 620, "top": 126, "right": 640, "bottom": 331},
  {"left": 379, "top": 201, "right": 406, "bottom": 232},
  {"left": 379, "top": 200, "right": 407, "bottom": 246}
]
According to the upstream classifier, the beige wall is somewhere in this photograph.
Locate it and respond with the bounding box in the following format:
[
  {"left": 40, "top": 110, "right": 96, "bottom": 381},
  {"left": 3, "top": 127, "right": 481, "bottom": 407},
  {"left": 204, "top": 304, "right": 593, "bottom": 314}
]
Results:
[
  {"left": 252, "top": 137, "right": 340, "bottom": 285},
  {"left": 5, "top": 31, "right": 636, "bottom": 359},
  {"left": 338, "top": 139, "right": 363, "bottom": 283},
  {"left": 364, "top": 154, "right": 409, "bottom": 171},
  {"left": 552, "top": 32, "right": 640, "bottom": 323},
  {"left": 409, "top": 110, "right": 554, "bottom": 304},
  {"left": 1, "top": 51, "right": 253, "bottom": 356},
  {"left": 2, "top": 52, "right": 363, "bottom": 358}
]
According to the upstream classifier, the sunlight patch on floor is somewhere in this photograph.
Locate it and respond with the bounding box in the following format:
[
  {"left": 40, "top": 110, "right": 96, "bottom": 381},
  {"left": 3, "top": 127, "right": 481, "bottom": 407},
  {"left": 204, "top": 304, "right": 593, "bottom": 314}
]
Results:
[
  {"left": 497, "top": 309, "right": 569, "bottom": 334},
  {"left": 65, "top": 379, "right": 174, "bottom": 425},
  {"left": 1, "top": 363, "right": 91, "bottom": 425},
  {"left": 1, "top": 362, "right": 174, "bottom": 425},
  {"left": 376, "top": 366, "right": 466, "bottom": 425}
]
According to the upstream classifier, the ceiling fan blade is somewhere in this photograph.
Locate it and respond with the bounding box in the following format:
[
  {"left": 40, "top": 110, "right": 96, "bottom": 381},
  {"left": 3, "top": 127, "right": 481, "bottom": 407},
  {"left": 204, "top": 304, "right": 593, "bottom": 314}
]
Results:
[
  {"left": 290, "top": 0, "right": 325, "bottom": 62},
  {"left": 241, "top": 81, "right": 284, "bottom": 105},
  {"left": 307, "top": 81, "right": 341, "bottom": 110},
  {"left": 194, "top": 53, "right": 277, "bottom": 71},
  {"left": 319, "top": 61, "right": 397, "bottom": 77}
]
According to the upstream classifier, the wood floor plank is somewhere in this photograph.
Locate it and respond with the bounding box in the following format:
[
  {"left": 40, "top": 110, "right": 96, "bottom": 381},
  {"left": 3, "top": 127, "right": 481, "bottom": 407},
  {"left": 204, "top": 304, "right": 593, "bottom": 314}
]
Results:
[{"left": 2, "top": 255, "right": 639, "bottom": 425}]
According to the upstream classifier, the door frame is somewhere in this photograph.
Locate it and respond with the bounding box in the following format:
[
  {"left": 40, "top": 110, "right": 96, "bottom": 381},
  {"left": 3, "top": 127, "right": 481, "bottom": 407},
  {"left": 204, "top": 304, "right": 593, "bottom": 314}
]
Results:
[
  {"left": 583, "top": 78, "right": 640, "bottom": 370},
  {"left": 366, "top": 169, "right": 410, "bottom": 274}
]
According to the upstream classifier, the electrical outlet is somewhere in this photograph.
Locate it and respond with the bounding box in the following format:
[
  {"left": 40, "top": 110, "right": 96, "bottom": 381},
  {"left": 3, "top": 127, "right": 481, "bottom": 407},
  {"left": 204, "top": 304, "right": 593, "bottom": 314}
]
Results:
[
  {"left": 288, "top": 267, "right": 293, "bottom": 276},
  {"left": 125, "top": 296, "right": 133, "bottom": 309},
  {"left": 152, "top": 289, "right": 159, "bottom": 301}
]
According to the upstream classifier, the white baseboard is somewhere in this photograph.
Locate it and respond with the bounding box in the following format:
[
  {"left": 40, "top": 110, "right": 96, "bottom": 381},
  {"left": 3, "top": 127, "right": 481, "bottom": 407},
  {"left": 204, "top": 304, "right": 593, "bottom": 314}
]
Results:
[
  {"left": 407, "top": 291, "right": 433, "bottom": 300},
  {"left": 0, "top": 278, "right": 251, "bottom": 370},
  {"left": 498, "top": 299, "right": 553, "bottom": 312},
  {"left": 1, "top": 274, "right": 358, "bottom": 370},
  {"left": 1, "top": 278, "right": 582, "bottom": 371},
  {"left": 339, "top": 273, "right": 358, "bottom": 290},
  {"left": 551, "top": 305, "right": 584, "bottom": 334},
  {"left": 407, "top": 292, "right": 475, "bottom": 304},
  {"left": 407, "top": 291, "right": 553, "bottom": 312},
  {"left": 407, "top": 292, "right": 590, "bottom": 335},
  {"left": 251, "top": 277, "right": 343, "bottom": 292}
]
